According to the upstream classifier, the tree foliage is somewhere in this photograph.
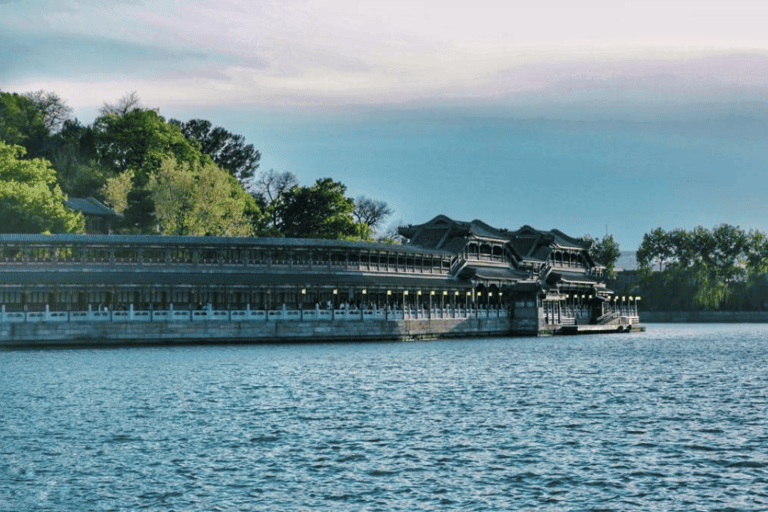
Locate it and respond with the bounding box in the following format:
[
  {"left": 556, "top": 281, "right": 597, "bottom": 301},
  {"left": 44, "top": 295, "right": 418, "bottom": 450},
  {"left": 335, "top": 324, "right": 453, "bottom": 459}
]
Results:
[
  {"left": 23, "top": 90, "right": 73, "bottom": 133},
  {"left": 1, "top": 88, "right": 394, "bottom": 242},
  {"left": 172, "top": 119, "right": 261, "bottom": 187},
  {"left": 376, "top": 221, "right": 407, "bottom": 245},
  {"left": 636, "top": 224, "right": 768, "bottom": 311},
  {"left": 147, "top": 157, "right": 255, "bottom": 237},
  {"left": 93, "top": 108, "right": 202, "bottom": 180},
  {"left": 273, "top": 178, "right": 361, "bottom": 239},
  {"left": 90, "top": 108, "right": 218, "bottom": 232},
  {"left": 0, "top": 91, "right": 50, "bottom": 158},
  {"left": 580, "top": 233, "right": 621, "bottom": 279},
  {"left": 103, "top": 170, "right": 134, "bottom": 215},
  {"left": 254, "top": 169, "right": 298, "bottom": 204},
  {"left": 0, "top": 142, "right": 83, "bottom": 234},
  {"left": 253, "top": 169, "right": 299, "bottom": 235},
  {"left": 636, "top": 227, "right": 673, "bottom": 272}
]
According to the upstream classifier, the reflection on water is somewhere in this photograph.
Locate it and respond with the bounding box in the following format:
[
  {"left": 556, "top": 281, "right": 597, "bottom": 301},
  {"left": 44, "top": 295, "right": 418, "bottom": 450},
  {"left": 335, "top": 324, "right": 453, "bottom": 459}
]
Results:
[{"left": 2, "top": 324, "right": 767, "bottom": 510}]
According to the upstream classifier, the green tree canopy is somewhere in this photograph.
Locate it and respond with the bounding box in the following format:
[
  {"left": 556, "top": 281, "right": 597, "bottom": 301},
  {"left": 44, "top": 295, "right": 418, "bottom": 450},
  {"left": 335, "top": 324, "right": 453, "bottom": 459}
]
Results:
[
  {"left": 93, "top": 108, "right": 203, "bottom": 181},
  {"left": 637, "top": 227, "right": 674, "bottom": 272},
  {"left": 172, "top": 119, "right": 261, "bottom": 187},
  {"left": 45, "top": 119, "right": 105, "bottom": 199},
  {"left": 273, "top": 178, "right": 362, "bottom": 239},
  {"left": 0, "top": 91, "right": 50, "bottom": 158},
  {"left": 635, "top": 224, "right": 768, "bottom": 311},
  {"left": 0, "top": 142, "right": 83, "bottom": 234},
  {"left": 23, "top": 90, "right": 73, "bottom": 133},
  {"left": 146, "top": 156, "right": 256, "bottom": 237},
  {"left": 90, "top": 108, "right": 253, "bottom": 233},
  {"left": 579, "top": 233, "right": 621, "bottom": 279}
]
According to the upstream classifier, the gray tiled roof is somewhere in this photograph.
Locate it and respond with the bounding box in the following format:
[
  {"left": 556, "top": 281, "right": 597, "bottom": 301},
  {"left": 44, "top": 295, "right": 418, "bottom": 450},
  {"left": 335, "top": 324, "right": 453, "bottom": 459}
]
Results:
[
  {"left": 546, "top": 271, "right": 601, "bottom": 286},
  {"left": 548, "top": 229, "right": 586, "bottom": 249},
  {"left": 530, "top": 246, "right": 552, "bottom": 261},
  {"left": 510, "top": 237, "right": 537, "bottom": 257},
  {"left": 64, "top": 197, "right": 121, "bottom": 217},
  {"left": 461, "top": 266, "right": 530, "bottom": 282},
  {"left": 467, "top": 220, "right": 509, "bottom": 240},
  {"left": 411, "top": 227, "right": 449, "bottom": 249},
  {"left": 0, "top": 269, "right": 470, "bottom": 289},
  {"left": 0, "top": 233, "right": 453, "bottom": 255}
]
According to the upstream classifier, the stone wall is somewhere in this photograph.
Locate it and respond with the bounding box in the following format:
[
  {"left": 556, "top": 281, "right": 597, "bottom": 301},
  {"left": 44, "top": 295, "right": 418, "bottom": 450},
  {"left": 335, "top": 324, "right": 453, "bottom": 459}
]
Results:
[{"left": 0, "top": 316, "right": 525, "bottom": 348}]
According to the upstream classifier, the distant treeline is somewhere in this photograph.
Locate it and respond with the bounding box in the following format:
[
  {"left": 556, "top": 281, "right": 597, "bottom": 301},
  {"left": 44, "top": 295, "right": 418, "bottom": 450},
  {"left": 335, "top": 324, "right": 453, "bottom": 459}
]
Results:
[
  {"left": 628, "top": 225, "right": 768, "bottom": 311},
  {"left": 0, "top": 90, "right": 395, "bottom": 240}
]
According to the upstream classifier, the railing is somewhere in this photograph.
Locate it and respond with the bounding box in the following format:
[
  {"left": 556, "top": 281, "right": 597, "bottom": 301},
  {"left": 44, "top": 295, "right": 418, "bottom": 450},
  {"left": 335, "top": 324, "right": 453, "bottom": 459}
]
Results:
[
  {"left": 449, "top": 255, "right": 467, "bottom": 276},
  {"left": 0, "top": 305, "right": 511, "bottom": 324},
  {"left": 596, "top": 310, "right": 640, "bottom": 326},
  {"left": 596, "top": 310, "right": 621, "bottom": 324}
]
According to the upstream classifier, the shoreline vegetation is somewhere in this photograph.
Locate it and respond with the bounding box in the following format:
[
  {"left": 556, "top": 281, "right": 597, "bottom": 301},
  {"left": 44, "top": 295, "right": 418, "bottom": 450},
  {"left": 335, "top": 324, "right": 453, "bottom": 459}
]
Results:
[
  {"left": 619, "top": 225, "right": 768, "bottom": 314},
  {"left": 0, "top": 90, "right": 396, "bottom": 242},
  {"left": 641, "top": 311, "right": 768, "bottom": 323}
]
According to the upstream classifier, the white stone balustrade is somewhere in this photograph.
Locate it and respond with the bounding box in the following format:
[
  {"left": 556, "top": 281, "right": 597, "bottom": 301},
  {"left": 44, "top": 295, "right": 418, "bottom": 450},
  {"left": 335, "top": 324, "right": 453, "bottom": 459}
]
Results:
[{"left": 0, "top": 304, "right": 509, "bottom": 324}]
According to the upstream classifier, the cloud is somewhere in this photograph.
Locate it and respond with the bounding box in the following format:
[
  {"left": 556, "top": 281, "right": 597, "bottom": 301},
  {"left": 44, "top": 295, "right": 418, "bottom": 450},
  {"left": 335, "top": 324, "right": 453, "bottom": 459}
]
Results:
[
  {"left": 0, "top": 32, "right": 227, "bottom": 82},
  {"left": 5, "top": 0, "right": 768, "bottom": 120}
]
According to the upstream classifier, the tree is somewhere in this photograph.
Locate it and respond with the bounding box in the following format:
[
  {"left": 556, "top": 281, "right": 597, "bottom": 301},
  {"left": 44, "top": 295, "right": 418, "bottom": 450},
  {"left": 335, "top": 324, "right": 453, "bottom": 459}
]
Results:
[
  {"left": 702, "top": 224, "right": 747, "bottom": 283},
  {"left": 147, "top": 157, "right": 255, "bottom": 237},
  {"left": 377, "top": 221, "right": 407, "bottom": 244},
  {"left": 637, "top": 227, "right": 673, "bottom": 272},
  {"left": 273, "top": 178, "right": 360, "bottom": 239},
  {"left": 23, "top": 90, "right": 73, "bottom": 133},
  {"left": 353, "top": 196, "right": 392, "bottom": 237},
  {"left": 255, "top": 169, "right": 298, "bottom": 204},
  {"left": 0, "top": 91, "right": 50, "bottom": 158},
  {"left": 102, "top": 170, "right": 134, "bottom": 215},
  {"left": 146, "top": 158, "right": 196, "bottom": 235},
  {"left": 190, "top": 162, "right": 256, "bottom": 237},
  {"left": 99, "top": 91, "right": 141, "bottom": 117},
  {"left": 254, "top": 169, "right": 299, "bottom": 233},
  {"left": 745, "top": 230, "right": 768, "bottom": 278},
  {"left": 91, "top": 108, "right": 207, "bottom": 231},
  {"left": 688, "top": 224, "right": 749, "bottom": 309},
  {"left": 172, "top": 119, "right": 261, "bottom": 186},
  {"left": 743, "top": 230, "right": 768, "bottom": 310},
  {"left": 93, "top": 108, "right": 202, "bottom": 180},
  {"left": 0, "top": 142, "right": 83, "bottom": 233},
  {"left": 580, "top": 233, "right": 621, "bottom": 279},
  {"left": 635, "top": 224, "right": 768, "bottom": 311}
]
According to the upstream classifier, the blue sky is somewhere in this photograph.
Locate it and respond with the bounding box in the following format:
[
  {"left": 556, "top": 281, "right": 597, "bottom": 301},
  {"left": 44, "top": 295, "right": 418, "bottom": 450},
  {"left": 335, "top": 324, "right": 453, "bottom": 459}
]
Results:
[{"left": 3, "top": 0, "right": 768, "bottom": 249}]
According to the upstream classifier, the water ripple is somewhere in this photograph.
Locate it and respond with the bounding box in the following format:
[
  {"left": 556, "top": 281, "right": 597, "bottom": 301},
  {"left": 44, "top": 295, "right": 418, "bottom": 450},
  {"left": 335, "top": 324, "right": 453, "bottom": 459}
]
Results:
[{"left": 2, "top": 324, "right": 768, "bottom": 510}]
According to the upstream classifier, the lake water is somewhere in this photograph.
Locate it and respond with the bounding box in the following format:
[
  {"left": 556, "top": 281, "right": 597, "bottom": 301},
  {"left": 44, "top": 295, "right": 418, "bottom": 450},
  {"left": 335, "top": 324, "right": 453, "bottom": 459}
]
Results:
[{"left": 2, "top": 324, "right": 767, "bottom": 511}]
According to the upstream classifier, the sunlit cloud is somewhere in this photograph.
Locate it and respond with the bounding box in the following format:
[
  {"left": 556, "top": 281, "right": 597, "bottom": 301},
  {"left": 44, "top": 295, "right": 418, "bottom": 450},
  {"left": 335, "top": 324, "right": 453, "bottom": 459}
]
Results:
[{"left": 4, "top": 0, "right": 768, "bottom": 117}]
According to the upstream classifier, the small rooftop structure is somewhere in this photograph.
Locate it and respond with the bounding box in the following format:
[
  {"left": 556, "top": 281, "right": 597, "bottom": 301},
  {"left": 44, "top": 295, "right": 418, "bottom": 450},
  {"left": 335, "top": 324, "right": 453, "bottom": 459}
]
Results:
[{"left": 64, "top": 197, "right": 121, "bottom": 234}]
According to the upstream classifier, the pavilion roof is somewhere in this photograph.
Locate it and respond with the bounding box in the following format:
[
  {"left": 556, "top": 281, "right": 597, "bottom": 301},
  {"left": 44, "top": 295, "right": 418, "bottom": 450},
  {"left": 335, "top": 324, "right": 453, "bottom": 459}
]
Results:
[
  {"left": 458, "top": 266, "right": 530, "bottom": 283},
  {"left": 0, "top": 233, "right": 453, "bottom": 256},
  {"left": 400, "top": 215, "right": 511, "bottom": 253},
  {"left": 64, "top": 197, "right": 121, "bottom": 217},
  {"left": 0, "top": 268, "right": 471, "bottom": 289}
]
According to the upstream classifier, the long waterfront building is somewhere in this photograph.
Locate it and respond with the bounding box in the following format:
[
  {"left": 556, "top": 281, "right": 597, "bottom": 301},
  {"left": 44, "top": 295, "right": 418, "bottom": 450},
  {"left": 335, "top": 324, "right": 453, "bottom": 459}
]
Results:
[{"left": 0, "top": 215, "right": 639, "bottom": 338}]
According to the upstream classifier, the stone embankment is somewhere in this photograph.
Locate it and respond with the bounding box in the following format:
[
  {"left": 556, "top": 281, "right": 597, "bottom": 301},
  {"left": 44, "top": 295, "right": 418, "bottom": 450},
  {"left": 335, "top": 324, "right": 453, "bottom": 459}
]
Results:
[{"left": 0, "top": 307, "right": 522, "bottom": 348}]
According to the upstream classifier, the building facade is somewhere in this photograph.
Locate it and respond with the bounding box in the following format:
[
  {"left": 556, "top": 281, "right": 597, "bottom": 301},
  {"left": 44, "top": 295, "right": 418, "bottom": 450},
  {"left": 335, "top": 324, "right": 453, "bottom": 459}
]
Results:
[{"left": 0, "top": 216, "right": 637, "bottom": 333}]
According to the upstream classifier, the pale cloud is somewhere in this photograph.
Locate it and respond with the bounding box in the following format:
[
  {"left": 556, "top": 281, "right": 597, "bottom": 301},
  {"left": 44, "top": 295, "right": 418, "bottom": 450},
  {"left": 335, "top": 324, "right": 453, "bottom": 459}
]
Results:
[{"left": 5, "top": 0, "right": 768, "bottom": 117}]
